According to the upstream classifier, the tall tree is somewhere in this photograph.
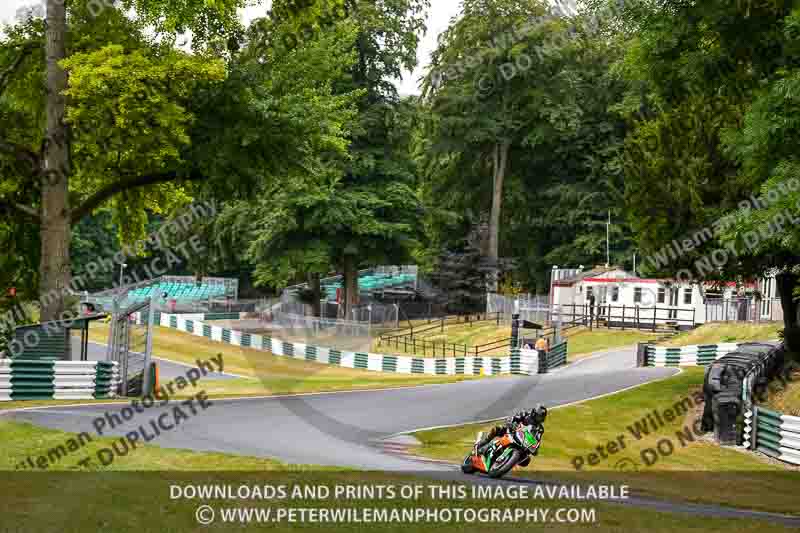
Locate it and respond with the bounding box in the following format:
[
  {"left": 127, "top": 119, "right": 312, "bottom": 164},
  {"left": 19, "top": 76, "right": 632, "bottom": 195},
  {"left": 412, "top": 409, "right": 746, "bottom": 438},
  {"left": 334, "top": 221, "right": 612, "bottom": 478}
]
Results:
[
  {"left": 0, "top": 0, "right": 246, "bottom": 321},
  {"left": 41, "top": 0, "right": 71, "bottom": 323},
  {"left": 421, "top": 0, "right": 574, "bottom": 292},
  {"left": 244, "top": 0, "right": 429, "bottom": 319},
  {"left": 610, "top": 0, "right": 800, "bottom": 335},
  {"left": 1, "top": 1, "right": 361, "bottom": 323}
]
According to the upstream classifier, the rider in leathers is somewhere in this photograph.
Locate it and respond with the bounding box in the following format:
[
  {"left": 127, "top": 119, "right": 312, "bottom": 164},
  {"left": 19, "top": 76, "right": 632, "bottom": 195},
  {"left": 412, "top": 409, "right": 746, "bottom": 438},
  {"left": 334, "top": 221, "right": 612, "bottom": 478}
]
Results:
[{"left": 474, "top": 405, "right": 547, "bottom": 462}]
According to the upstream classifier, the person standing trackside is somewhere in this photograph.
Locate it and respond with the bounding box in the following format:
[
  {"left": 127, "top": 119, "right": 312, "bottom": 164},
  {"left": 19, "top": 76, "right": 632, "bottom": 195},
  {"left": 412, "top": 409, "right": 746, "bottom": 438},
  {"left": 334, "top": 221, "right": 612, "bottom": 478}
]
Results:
[
  {"left": 535, "top": 335, "right": 550, "bottom": 374},
  {"left": 534, "top": 335, "right": 548, "bottom": 353}
]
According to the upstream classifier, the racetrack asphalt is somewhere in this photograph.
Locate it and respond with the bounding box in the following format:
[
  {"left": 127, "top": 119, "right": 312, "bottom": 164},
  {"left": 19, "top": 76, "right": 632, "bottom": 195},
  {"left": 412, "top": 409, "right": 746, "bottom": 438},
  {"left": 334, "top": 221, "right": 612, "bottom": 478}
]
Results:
[
  {"left": 72, "top": 337, "right": 238, "bottom": 380},
  {"left": 9, "top": 345, "right": 673, "bottom": 469},
  {"left": 7, "top": 345, "right": 800, "bottom": 525}
]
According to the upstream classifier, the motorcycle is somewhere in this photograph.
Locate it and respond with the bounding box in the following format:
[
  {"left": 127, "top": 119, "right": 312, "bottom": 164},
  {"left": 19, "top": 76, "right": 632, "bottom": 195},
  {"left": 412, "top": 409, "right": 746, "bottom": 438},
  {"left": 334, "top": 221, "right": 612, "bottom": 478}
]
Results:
[{"left": 461, "top": 423, "right": 542, "bottom": 479}]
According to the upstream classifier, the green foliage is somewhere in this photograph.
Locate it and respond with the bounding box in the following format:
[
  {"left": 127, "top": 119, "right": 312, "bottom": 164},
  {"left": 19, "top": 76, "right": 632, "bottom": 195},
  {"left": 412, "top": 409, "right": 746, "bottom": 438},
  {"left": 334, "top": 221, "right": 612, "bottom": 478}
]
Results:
[
  {"left": 62, "top": 45, "right": 225, "bottom": 243},
  {"left": 420, "top": 1, "right": 635, "bottom": 290},
  {"left": 615, "top": 0, "right": 799, "bottom": 280},
  {"left": 216, "top": 0, "right": 428, "bottom": 293},
  {"left": 427, "top": 224, "right": 490, "bottom": 314}
]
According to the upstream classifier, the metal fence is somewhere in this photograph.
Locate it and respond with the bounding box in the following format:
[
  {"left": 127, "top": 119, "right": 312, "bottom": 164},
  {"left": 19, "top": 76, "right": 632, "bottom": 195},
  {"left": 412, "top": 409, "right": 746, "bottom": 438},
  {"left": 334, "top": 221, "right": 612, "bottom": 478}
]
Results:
[
  {"left": 705, "top": 297, "right": 783, "bottom": 323},
  {"left": 487, "top": 293, "right": 550, "bottom": 324},
  {"left": 376, "top": 313, "right": 508, "bottom": 358},
  {"left": 258, "top": 311, "right": 376, "bottom": 353},
  {"left": 107, "top": 297, "right": 154, "bottom": 396}
]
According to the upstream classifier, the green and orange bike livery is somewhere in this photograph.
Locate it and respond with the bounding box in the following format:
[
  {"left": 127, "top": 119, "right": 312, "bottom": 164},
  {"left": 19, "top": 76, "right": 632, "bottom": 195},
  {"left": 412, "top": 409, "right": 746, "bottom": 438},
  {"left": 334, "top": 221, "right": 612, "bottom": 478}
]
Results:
[{"left": 461, "top": 423, "right": 543, "bottom": 479}]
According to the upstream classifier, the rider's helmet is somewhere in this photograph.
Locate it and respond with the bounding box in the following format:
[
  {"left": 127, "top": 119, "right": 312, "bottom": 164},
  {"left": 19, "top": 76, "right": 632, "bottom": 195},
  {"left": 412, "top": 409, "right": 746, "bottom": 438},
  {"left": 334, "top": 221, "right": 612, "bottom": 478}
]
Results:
[{"left": 530, "top": 404, "right": 547, "bottom": 425}]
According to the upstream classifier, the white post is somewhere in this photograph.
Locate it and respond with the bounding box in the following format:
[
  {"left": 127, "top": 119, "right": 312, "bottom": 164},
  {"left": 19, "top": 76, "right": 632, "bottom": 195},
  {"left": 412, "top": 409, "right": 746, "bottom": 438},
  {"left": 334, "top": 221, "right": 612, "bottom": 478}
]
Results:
[{"left": 606, "top": 210, "right": 611, "bottom": 268}]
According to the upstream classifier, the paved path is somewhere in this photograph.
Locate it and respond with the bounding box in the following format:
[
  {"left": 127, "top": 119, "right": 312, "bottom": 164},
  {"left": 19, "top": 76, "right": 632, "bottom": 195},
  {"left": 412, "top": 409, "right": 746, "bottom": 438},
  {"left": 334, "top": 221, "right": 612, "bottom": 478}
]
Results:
[
  {"left": 72, "top": 338, "right": 237, "bottom": 381},
  {"left": 12, "top": 345, "right": 670, "bottom": 468},
  {"left": 7, "top": 345, "right": 799, "bottom": 525}
]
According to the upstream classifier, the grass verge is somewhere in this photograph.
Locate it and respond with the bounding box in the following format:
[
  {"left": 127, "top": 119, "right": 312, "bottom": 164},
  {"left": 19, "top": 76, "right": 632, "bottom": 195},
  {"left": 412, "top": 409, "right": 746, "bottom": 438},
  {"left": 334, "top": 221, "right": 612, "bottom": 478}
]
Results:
[
  {"left": 762, "top": 366, "right": 800, "bottom": 416},
  {"left": 81, "top": 324, "right": 477, "bottom": 397},
  {"left": 564, "top": 328, "right": 661, "bottom": 359},
  {"left": 0, "top": 419, "right": 797, "bottom": 532},
  {"left": 373, "top": 323, "right": 661, "bottom": 360},
  {"left": 411, "top": 369, "right": 800, "bottom": 513},
  {"left": 661, "top": 322, "right": 782, "bottom": 347}
]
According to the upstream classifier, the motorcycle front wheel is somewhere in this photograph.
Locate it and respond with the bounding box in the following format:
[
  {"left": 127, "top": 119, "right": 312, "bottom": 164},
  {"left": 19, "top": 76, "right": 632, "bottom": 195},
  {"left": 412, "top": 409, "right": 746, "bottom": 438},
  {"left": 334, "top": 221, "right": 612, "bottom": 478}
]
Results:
[{"left": 488, "top": 449, "right": 523, "bottom": 479}]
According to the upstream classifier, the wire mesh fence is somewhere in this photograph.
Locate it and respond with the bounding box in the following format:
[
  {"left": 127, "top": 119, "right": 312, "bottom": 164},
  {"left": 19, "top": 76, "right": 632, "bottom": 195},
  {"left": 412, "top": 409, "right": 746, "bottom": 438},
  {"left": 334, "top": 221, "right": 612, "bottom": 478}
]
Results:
[
  {"left": 487, "top": 293, "right": 552, "bottom": 324},
  {"left": 256, "top": 311, "right": 377, "bottom": 353},
  {"left": 704, "top": 297, "right": 783, "bottom": 323}
]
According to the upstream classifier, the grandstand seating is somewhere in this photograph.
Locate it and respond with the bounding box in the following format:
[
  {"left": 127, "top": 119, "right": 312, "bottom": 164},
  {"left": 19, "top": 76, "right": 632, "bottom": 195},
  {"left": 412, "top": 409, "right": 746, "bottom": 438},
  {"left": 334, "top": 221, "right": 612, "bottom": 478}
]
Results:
[
  {"left": 321, "top": 272, "right": 416, "bottom": 301},
  {"left": 128, "top": 281, "right": 227, "bottom": 302}
]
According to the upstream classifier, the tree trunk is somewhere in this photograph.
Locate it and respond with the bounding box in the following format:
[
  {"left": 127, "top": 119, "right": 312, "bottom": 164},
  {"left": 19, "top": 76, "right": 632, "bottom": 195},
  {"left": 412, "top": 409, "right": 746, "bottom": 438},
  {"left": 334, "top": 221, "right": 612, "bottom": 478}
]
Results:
[
  {"left": 487, "top": 140, "right": 510, "bottom": 293},
  {"left": 308, "top": 272, "right": 322, "bottom": 318},
  {"left": 776, "top": 271, "right": 799, "bottom": 332},
  {"left": 341, "top": 255, "right": 358, "bottom": 321},
  {"left": 40, "top": 0, "right": 71, "bottom": 322},
  {"left": 479, "top": 210, "right": 490, "bottom": 256}
]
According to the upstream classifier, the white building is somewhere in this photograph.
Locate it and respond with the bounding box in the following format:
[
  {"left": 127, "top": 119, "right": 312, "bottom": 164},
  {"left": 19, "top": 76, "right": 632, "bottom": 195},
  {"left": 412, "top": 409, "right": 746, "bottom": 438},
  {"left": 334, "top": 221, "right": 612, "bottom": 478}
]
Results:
[{"left": 548, "top": 266, "right": 769, "bottom": 328}]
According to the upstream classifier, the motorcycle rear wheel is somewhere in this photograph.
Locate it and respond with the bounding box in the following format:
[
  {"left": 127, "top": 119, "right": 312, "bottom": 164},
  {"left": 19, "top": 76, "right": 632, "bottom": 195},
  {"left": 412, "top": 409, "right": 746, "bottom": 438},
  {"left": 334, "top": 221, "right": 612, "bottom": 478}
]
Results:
[
  {"left": 461, "top": 454, "right": 477, "bottom": 474},
  {"left": 488, "top": 449, "right": 523, "bottom": 479}
]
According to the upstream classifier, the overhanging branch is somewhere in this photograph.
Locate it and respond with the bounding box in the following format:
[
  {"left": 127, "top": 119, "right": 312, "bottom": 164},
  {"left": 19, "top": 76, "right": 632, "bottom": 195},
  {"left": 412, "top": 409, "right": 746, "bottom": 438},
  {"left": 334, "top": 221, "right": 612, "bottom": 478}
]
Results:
[
  {"left": 71, "top": 171, "right": 206, "bottom": 223},
  {"left": 0, "top": 199, "right": 39, "bottom": 220}
]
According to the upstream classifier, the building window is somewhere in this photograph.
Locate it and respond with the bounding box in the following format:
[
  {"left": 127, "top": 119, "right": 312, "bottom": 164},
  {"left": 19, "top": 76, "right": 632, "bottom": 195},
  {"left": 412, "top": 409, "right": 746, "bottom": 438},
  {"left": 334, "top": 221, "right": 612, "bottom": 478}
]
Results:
[
  {"left": 634, "top": 288, "right": 642, "bottom": 303},
  {"left": 657, "top": 287, "right": 666, "bottom": 304},
  {"left": 586, "top": 287, "right": 593, "bottom": 300},
  {"left": 684, "top": 288, "right": 692, "bottom": 305},
  {"left": 611, "top": 286, "right": 619, "bottom": 302}
]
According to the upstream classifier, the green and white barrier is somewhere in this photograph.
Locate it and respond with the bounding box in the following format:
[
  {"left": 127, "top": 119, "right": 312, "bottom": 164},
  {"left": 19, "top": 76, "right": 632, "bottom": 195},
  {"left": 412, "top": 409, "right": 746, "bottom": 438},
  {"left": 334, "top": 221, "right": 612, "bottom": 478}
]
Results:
[
  {"left": 744, "top": 406, "right": 800, "bottom": 466},
  {"left": 155, "top": 313, "right": 547, "bottom": 376},
  {"left": 522, "top": 341, "right": 568, "bottom": 374},
  {"left": 0, "top": 359, "right": 120, "bottom": 401},
  {"left": 645, "top": 343, "right": 739, "bottom": 367}
]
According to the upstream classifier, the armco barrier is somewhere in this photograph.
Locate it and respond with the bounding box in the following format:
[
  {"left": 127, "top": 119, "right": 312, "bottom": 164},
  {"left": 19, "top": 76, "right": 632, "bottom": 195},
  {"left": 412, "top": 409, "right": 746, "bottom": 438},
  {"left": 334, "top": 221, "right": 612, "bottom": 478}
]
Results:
[
  {"left": 744, "top": 406, "right": 800, "bottom": 466},
  {"left": 701, "top": 343, "right": 783, "bottom": 445},
  {"left": 643, "top": 343, "right": 740, "bottom": 367},
  {"left": 0, "top": 360, "right": 120, "bottom": 401},
  {"left": 155, "top": 313, "right": 549, "bottom": 376}
]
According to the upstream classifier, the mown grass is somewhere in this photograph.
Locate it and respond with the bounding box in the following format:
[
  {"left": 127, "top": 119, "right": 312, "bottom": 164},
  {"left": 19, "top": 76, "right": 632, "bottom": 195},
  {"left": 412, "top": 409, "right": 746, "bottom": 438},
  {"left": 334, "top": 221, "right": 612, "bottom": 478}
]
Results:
[
  {"left": 373, "top": 322, "right": 660, "bottom": 360},
  {"left": 661, "top": 322, "right": 782, "bottom": 347},
  {"left": 373, "top": 322, "right": 512, "bottom": 357},
  {"left": 3, "top": 465, "right": 796, "bottom": 533},
  {"left": 412, "top": 369, "right": 800, "bottom": 514},
  {"left": 0, "top": 416, "right": 796, "bottom": 532},
  {"left": 0, "top": 414, "right": 797, "bottom": 532},
  {"left": 81, "top": 324, "right": 477, "bottom": 397},
  {"left": 564, "top": 328, "right": 661, "bottom": 359},
  {"left": 0, "top": 418, "right": 314, "bottom": 472},
  {"left": 762, "top": 367, "right": 800, "bottom": 416}
]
